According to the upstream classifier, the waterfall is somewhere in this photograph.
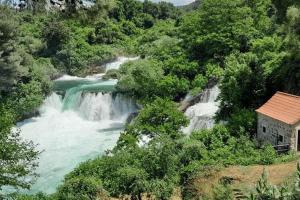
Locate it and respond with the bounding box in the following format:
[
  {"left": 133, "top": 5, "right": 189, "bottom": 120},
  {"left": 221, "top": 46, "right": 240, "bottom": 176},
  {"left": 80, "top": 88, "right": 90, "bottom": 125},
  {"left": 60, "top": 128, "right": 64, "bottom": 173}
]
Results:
[
  {"left": 18, "top": 57, "right": 138, "bottom": 194},
  {"left": 105, "top": 56, "right": 139, "bottom": 72},
  {"left": 183, "top": 85, "right": 220, "bottom": 134}
]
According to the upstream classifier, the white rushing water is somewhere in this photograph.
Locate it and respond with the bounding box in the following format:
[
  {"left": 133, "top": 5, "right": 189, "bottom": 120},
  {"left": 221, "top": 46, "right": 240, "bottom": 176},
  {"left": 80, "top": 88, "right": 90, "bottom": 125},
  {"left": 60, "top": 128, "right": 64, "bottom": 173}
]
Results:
[
  {"left": 18, "top": 57, "right": 137, "bottom": 194},
  {"left": 183, "top": 85, "right": 220, "bottom": 134}
]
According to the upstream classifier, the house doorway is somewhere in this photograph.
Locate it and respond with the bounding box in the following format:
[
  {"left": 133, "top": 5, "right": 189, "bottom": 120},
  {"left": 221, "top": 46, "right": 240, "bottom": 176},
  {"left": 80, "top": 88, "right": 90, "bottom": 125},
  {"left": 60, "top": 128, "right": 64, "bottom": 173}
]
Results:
[{"left": 298, "top": 130, "right": 300, "bottom": 151}]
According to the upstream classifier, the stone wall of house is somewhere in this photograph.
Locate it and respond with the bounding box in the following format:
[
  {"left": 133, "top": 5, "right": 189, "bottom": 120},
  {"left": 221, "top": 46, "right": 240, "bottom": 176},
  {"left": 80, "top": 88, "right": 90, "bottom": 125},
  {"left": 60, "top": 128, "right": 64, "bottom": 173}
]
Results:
[
  {"left": 293, "top": 122, "right": 300, "bottom": 150},
  {"left": 257, "top": 114, "right": 295, "bottom": 150}
]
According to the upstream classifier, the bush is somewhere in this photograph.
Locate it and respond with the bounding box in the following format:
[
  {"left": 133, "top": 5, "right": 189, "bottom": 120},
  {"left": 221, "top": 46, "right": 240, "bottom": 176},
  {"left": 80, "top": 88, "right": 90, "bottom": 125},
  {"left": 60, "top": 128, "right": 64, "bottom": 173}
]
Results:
[
  {"left": 94, "top": 20, "right": 124, "bottom": 44},
  {"left": 227, "top": 109, "right": 257, "bottom": 137},
  {"left": 116, "top": 59, "right": 164, "bottom": 101},
  {"left": 133, "top": 13, "right": 155, "bottom": 29},
  {"left": 12, "top": 80, "right": 44, "bottom": 118},
  {"left": 191, "top": 74, "right": 208, "bottom": 96},
  {"left": 260, "top": 144, "right": 277, "bottom": 165},
  {"left": 11, "top": 193, "right": 51, "bottom": 200},
  {"left": 121, "top": 20, "right": 139, "bottom": 35},
  {"left": 156, "top": 75, "right": 189, "bottom": 100},
  {"left": 126, "top": 98, "right": 188, "bottom": 139},
  {"left": 102, "top": 69, "right": 120, "bottom": 80},
  {"left": 212, "top": 184, "right": 234, "bottom": 200},
  {"left": 42, "top": 19, "right": 70, "bottom": 55},
  {"left": 56, "top": 177, "right": 108, "bottom": 200}
]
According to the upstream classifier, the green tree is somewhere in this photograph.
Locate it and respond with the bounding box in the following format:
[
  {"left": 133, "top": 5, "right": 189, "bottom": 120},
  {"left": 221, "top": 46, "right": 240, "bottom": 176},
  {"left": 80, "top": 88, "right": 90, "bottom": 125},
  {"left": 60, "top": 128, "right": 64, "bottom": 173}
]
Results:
[
  {"left": 180, "top": 0, "right": 256, "bottom": 62},
  {"left": 0, "top": 7, "right": 20, "bottom": 94},
  {"left": 156, "top": 75, "right": 189, "bottom": 100},
  {"left": 227, "top": 109, "right": 257, "bottom": 137},
  {"left": 0, "top": 106, "right": 39, "bottom": 192},
  {"left": 56, "top": 176, "right": 108, "bottom": 200},
  {"left": 42, "top": 19, "right": 70, "bottom": 55},
  {"left": 93, "top": 20, "right": 124, "bottom": 44},
  {"left": 116, "top": 59, "right": 164, "bottom": 101},
  {"left": 126, "top": 98, "right": 188, "bottom": 139},
  {"left": 12, "top": 80, "right": 44, "bottom": 118},
  {"left": 143, "top": 0, "right": 159, "bottom": 18},
  {"left": 115, "top": 166, "right": 148, "bottom": 200},
  {"left": 219, "top": 53, "right": 266, "bottom": 118},
  {"left": 133, "top": 13, "right": 155, "bottom": 29}
]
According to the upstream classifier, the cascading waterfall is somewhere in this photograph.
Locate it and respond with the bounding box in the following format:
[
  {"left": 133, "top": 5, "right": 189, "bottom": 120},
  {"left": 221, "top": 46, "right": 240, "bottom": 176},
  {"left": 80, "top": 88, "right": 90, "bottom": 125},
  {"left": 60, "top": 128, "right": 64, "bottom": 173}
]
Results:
[
  {"left": 18, "top": 57, "right": 138, "bottom": 194},
  {"left": 183, "top": 85, "right": 220, "bottom": 134}
]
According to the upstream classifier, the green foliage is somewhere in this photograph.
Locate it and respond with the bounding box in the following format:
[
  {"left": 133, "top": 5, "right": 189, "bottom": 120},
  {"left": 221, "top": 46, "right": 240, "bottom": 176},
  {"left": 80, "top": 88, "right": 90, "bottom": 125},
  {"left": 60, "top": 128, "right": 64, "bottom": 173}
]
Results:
[
  {"left": 133, "top": 13, "right": 155, "bottom": 29},
  {"left": 117, "top": 59, "right": 164, "bottom": 101},
  {"left": 212, "top": 184, "right": 234, "bottom": 200},
  {"left": 0, "top": 8, "right": 21, "bottom": 94},
  {"left": 272, "top": 0, "right": 300, "bottom": 22},
  {"left": 42, "top": 19, "right": 70, "bottom": 55},
  {"left": 92, "top": 20, "right": 124, "bottom": 44},
  {"left": 180, "top": 0, "right": 256, "bottom": 61},
  {"left": 140, "top": 36, "right": 182, "bottom": 60},
  {"left": 227, "top": 109, "right": 257, "bottom": 137},
  {"left": 3, "top": 0, "right": 300, "bottom": 199},
  {"left": 190, "top": 125, "right": 277, "bottom": 166},
  {"left": 56, "top": 176, "right": 108, "bottom": 200},
  {"left": 65, "top": 136, "right": 181, "bottom": 200},
  {"left": 102, "top": 69, "right": 120, "bottom": 80},
  {"left": 125, "top": 98, "right": 188, "bottom": 139},
  {"left": 120, "top": 20, "right": 138, "bottom": 35},
  {"left": 191, "top": 74, "right": 208, "bottom": 96},
  {"left": 249, "top": 167, "right": 297, "bottom": 199},
  {"left": 11, "top": 192, "right": 51, "bottom": 200},
  {"left": 163, "top": 56, "right": 199, "bottom": 80},
  {"left": 260, "top": 145, "right": 277, "bottom": 165},
  {"left": 204, "top": 63, "right": 224, "bottom": 80},
  {"left": 0, "top": 106, "right": 39, "bottom": 192},
  {"left": 218, "top": 52, "right": 267, "bottom": 118},
  {"left": 11, "top": 80, "right": 44, "bottom": 117},
  {"left": 55, "top": 25, "right": 116, "bottom": 74},
  {"left": 156, "top": 75, "right": 189, "bottom": 100}
]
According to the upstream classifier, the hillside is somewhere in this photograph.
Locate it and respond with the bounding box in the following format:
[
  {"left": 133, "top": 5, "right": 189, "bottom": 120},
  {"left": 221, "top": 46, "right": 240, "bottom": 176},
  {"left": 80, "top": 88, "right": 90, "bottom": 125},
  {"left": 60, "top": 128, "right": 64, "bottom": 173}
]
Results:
[{"left": 178, "top": 0, "right": 201, "bottom": 11}]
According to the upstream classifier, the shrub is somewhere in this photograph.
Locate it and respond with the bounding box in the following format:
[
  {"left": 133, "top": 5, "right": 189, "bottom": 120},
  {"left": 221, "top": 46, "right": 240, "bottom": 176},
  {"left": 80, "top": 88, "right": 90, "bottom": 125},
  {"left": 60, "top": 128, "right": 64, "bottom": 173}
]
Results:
[
  {"left": 116, "top": 59, "right": 164, "bottom": 101},
  {"left": 156, "top": 75, "right": 189, "bottom": 100},
  {"left": 227, "top": 109, "right": 257, "bottom": 137},
  {"left": 191, "top": 74, "right": 208, "bottom": 96},
  {"left": 260, "top": 144, "right": 277, "bottom": 165},
  {"left": 42, "top": 19, "right": 70, "bottom": 55},
  {"left": 212, "top": 184, "right": 234, "bottom": 200},
  {"left": 56, "top": 177, "right": 108, "bottom": 200},
  {"left": 94, "top": 20, "right": 124, "bottom": 44}
]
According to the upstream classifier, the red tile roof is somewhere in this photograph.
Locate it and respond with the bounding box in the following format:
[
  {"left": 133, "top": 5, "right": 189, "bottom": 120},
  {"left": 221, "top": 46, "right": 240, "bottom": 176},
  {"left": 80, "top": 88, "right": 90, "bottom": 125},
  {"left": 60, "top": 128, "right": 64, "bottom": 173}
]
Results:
[{"left": 256, "top": 92, "right": 300, "bottom": 125}]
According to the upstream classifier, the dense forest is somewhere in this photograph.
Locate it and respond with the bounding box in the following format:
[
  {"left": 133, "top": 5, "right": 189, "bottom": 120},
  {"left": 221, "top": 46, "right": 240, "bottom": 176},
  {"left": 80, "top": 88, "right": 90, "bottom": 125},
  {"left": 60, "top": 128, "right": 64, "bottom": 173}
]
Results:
[{"left": 1, "top": 0, "right": 300, "bottom": 199}]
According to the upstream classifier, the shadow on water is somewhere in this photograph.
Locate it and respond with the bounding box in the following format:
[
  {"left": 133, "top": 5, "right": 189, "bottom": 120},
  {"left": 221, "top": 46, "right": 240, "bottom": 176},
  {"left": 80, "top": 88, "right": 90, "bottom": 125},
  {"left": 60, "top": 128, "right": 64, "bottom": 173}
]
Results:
[
  {"left": 98, "top": 123, "right": 124, "bottom": 133},
  {"left": 17, "top": 118, "right": 38, "bottom": 126}
]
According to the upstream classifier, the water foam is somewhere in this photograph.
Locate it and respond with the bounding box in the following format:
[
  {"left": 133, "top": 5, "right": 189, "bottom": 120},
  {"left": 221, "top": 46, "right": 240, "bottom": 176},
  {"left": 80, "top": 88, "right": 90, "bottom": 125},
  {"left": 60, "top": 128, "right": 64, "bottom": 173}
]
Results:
[{"left": 183, "top": 85, "right": 220, "bottom": 134}]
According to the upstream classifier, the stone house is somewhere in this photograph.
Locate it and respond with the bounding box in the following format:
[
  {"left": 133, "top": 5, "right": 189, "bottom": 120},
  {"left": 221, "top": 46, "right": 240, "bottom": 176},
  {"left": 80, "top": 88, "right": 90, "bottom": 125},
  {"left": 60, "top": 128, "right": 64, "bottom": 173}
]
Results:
[{"left": 256, "top": 92, "right": 300, "bottom": 151}]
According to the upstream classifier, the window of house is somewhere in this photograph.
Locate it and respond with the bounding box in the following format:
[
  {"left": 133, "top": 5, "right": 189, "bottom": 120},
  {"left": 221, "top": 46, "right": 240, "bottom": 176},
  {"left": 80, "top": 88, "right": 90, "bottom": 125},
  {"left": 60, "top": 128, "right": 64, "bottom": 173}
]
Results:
[
  {"left": 278, "top": 135, "right": 284, "bottom": 143},
  {"left": 263, "top": 126, "right": 266, "bottom": 133}
]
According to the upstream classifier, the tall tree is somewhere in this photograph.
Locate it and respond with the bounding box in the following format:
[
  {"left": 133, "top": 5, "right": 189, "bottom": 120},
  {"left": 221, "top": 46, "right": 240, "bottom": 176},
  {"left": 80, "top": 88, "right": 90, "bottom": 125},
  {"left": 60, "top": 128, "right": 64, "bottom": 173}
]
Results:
[{"left": 0, "top": 7, "right": 21, "bottom": 94}]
